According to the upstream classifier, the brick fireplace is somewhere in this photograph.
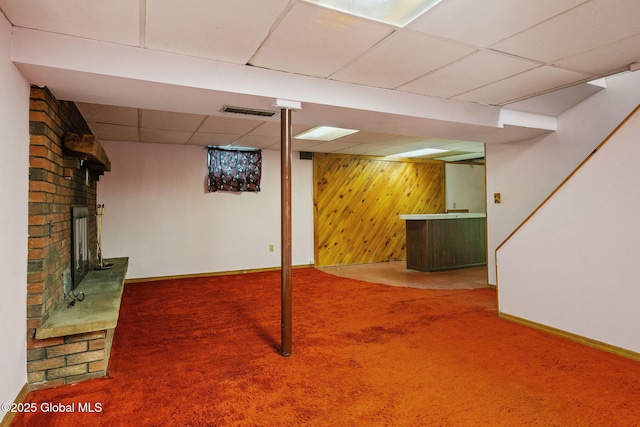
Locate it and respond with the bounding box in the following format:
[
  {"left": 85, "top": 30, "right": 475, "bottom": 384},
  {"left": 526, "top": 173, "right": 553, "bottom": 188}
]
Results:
[{"left": 26, "top": 86, "right": 121, "bottom": 389}]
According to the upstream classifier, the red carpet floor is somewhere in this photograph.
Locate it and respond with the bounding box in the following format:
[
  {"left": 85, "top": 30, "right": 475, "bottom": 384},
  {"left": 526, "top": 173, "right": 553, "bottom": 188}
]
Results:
[{"left": 12, "top": 268, "right": 640, "bottom": 426}]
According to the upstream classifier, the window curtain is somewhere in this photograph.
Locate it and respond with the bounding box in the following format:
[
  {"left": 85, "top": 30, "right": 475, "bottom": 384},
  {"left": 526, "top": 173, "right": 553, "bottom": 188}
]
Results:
[{"left": 208, "top": 147, "right": 262, "bottom": 192}]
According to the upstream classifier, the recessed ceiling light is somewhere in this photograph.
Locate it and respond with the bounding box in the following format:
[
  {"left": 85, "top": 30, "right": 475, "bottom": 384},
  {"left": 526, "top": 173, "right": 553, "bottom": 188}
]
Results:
[
  {"left": 304, "top": 0, "right": 443, "bottom": 27},
  {"left": 294, "top": 126, "right": 359, "bottom": 141},
  {"left": 388, "top": 147, "right": 449, "bottom": 158}
]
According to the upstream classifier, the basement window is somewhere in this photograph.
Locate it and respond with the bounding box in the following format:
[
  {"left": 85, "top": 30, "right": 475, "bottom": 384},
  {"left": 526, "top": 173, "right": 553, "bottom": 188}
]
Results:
[{"left": 207, "top": 146, "right": 262, "bottom": 193}]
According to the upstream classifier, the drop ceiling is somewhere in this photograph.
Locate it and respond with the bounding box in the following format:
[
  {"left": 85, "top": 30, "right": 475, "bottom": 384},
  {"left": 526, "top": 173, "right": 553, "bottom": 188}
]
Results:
[{"left": 2, "top": 0, "right": 640, "bottom": 161}]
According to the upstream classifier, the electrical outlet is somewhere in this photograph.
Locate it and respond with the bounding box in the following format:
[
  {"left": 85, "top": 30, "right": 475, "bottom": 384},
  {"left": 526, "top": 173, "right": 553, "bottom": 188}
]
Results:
[
  {"left": 453, "top": 202, "right": 457, "bottom": 209},
  {"left": 269, "top": 244, "right": 275, "bottom": 252}
]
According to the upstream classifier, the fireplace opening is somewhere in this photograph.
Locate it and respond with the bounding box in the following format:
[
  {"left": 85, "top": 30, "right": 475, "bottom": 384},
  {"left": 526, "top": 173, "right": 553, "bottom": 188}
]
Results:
[{"left": 71, "top": 206, "right": 89, "bottom": 289}]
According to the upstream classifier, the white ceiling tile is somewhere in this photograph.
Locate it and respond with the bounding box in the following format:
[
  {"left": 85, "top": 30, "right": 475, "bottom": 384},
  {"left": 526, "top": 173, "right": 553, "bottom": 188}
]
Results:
[
  {"left": 320, "top": 143, "right": 375, "bottom": 155},
  {"left": 399, "top": 51, "right": 539, "bottom": 98},
  {"left": 439, "top": 141, "right": 485, "bottom": 151},
  {"left": 76, "top": 103, "right": 138, "bottom": 126},
  {"left": 492, "top": 0, "right": 640, "bottom": 63},
  {"left": 408, "top": 0, "right": 588, "bottom": 47},
  {"left": 199, "top": 116, "right": 265, "bottom": 134},
  {"left": 376, "top": 135, "right": 426, "bottom": 146},
  {"left": 361, "top": 142, "right": 479, "bottom": 157},
  {"left": 7, "top": 0, "right": 639, "bottom": 152},
  {"left": 554, "top": 34, "right": 640, "bottom": 75},
  {"left": 86, "top": 123, "right": 139, "bottom": 141},
  {"left": 331, "top": 31, "right": 475, "bottom": 88},
  {"left": 248, "top": 122, "right": 280, "bottom": 136},
  {"left": 233, "top": 134, "right": 281, "bottom": 149},
  {"left": 249, "top": 121, "right": 311, "bottom": 137},
  {"left": 291, "top": 140, "right": 327, "bottom": 152},
  {"left": 362, "top": 145, "right": 416, "bottom": 156},
  {"left": 453, "top": 66, "right": 592, "bottom": 105},
  {"left": 139, "top": 129, "right": 193, "bottom": 144},
  {"left": 383, "top": 138, "right": 485, "bottom": 155},
  {"left": 186, "top": 133, "right": 241, "bottom": 146},
  {"left": 145, "top": 0, "right": 290, "bottom": 63},
  {"left": 406, "top": 138, "right": 456, "bottom": 148},
  {"left": 308, "top": 140, "right": 363, "bottom": 153},
  {"left": 0, "top": 0, "right": 140, "bottom": 45},
  {"left": 328, "top": 131, "right": 396, "bottom": 144},
  {"left": 140, "top": 110, "right": 206, "bottom": 131},
  {"left": 250, "top": 2, "right": 393, "bottom": 78}
]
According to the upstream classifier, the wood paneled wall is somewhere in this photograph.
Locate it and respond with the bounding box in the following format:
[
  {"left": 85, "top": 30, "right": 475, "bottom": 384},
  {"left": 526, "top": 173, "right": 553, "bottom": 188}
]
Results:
[{"left": 314, "top": 154, "right": 445, "bottom": 267}]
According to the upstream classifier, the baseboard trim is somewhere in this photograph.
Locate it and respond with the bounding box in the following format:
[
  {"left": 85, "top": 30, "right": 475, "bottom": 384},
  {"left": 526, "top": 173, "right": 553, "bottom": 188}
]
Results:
[
  {"left": 499, "top": 312, "right": 640, "bottom": 362},
  {"left": 125, "top": 264, "right": 315, "bottom": 284},
  {"left": 1, "top": 382, "right": 29, "bottom": 427}
]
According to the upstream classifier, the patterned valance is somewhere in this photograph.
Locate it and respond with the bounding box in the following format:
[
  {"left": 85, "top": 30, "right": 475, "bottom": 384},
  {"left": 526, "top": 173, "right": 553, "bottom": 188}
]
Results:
[{"left": 208, "top": 147, "right": 262, "bottom": 193}]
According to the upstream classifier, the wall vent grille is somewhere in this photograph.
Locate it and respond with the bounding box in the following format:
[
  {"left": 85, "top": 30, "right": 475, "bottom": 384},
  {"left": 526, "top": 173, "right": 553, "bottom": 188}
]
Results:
[{"left": 221, "top": 105, "right": 276, "bottom": 117}]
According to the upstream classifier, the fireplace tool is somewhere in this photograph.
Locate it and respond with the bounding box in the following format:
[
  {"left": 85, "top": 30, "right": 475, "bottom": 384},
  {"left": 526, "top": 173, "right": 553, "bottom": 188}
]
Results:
[{"left": 96, "top": 204, "right": 113, "bottom": 270}]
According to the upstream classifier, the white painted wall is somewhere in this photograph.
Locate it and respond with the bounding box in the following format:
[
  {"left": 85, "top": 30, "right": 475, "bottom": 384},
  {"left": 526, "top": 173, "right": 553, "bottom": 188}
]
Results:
[
  {"left": 486, "top": 71, "right": 640, "bottom": 286},
  {"left": 98, "top": 142, "right": 314, "bottom": 279},
  {"left": 496, "top": 104, "right": 640, "bottom": 353},
  {"left": 445, "top": 163, "right": 486, "bottom": 213},
  {"left": 0, "top": 12, "right": 29, "bottom": 419}
]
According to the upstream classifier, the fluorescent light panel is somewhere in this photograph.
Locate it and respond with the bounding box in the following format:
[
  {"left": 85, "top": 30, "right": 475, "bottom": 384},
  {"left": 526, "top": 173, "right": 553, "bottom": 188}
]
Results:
[
  {"left": 389, "top": 147, "right": 449, "bottom": 158},
  {"left": 304, "top": 0, "right": 443, "bottom": 27},
  {"left": 295, "top": 126, "right": 359, "bottom": 141}
]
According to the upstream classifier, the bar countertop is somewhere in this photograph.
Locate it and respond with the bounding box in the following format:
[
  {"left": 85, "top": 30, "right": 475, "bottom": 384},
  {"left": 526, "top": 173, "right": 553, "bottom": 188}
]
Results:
[{"left": 399, "top": 213, "right": 486, "bottom": 220}]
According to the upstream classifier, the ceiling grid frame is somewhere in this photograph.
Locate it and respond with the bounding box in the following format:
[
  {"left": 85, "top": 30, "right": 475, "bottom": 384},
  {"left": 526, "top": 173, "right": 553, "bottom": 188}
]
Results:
[{"left": 2, "top": 0, "right": 638, "bottom": 159}]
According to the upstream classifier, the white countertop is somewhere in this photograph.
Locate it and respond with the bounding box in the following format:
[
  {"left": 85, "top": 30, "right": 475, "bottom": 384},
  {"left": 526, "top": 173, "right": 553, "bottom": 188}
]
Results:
[{"left": 399, "top": 213, "right": 486, "bottom": 220}]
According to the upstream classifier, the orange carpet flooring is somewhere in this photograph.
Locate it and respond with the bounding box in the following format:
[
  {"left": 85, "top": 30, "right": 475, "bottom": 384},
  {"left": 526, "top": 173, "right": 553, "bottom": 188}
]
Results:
[{"left": 12, "top": 267, "right": 640, "bottom": 426}]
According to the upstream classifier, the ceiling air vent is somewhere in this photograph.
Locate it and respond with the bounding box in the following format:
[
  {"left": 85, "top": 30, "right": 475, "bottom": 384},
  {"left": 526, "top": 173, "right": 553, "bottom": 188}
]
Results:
[{"left": 221, "top": 105, "right": 276, "bottom": 117}]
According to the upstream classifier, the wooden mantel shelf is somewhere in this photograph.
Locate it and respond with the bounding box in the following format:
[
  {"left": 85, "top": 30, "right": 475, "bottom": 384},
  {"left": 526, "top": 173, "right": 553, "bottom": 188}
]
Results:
[{"left": 64, "top": 133, "right": 111, "bottom": 171}]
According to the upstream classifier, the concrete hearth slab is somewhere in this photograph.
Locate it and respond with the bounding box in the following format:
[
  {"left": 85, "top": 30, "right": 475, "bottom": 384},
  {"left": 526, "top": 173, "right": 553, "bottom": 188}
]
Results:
[{"left": 36, "top": 258, "right": 128, "bottom": 339}]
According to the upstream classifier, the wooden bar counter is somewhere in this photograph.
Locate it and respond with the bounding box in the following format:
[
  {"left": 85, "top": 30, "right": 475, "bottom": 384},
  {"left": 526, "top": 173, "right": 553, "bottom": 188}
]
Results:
[{"left": 400, "top": 213, "right": 486, "bottom": 272}]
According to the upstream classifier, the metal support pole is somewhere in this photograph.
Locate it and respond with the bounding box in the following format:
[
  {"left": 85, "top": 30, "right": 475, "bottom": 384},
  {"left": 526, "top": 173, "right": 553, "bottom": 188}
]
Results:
[{"left": 280, "top": 107, "right": 293, "bottom": 357}]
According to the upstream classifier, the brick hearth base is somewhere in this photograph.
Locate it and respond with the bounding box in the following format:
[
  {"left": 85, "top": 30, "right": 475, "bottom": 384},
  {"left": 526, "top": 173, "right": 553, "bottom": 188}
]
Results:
[{"left": 28, "top": 258, "right": 128, "bottom": 390}]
